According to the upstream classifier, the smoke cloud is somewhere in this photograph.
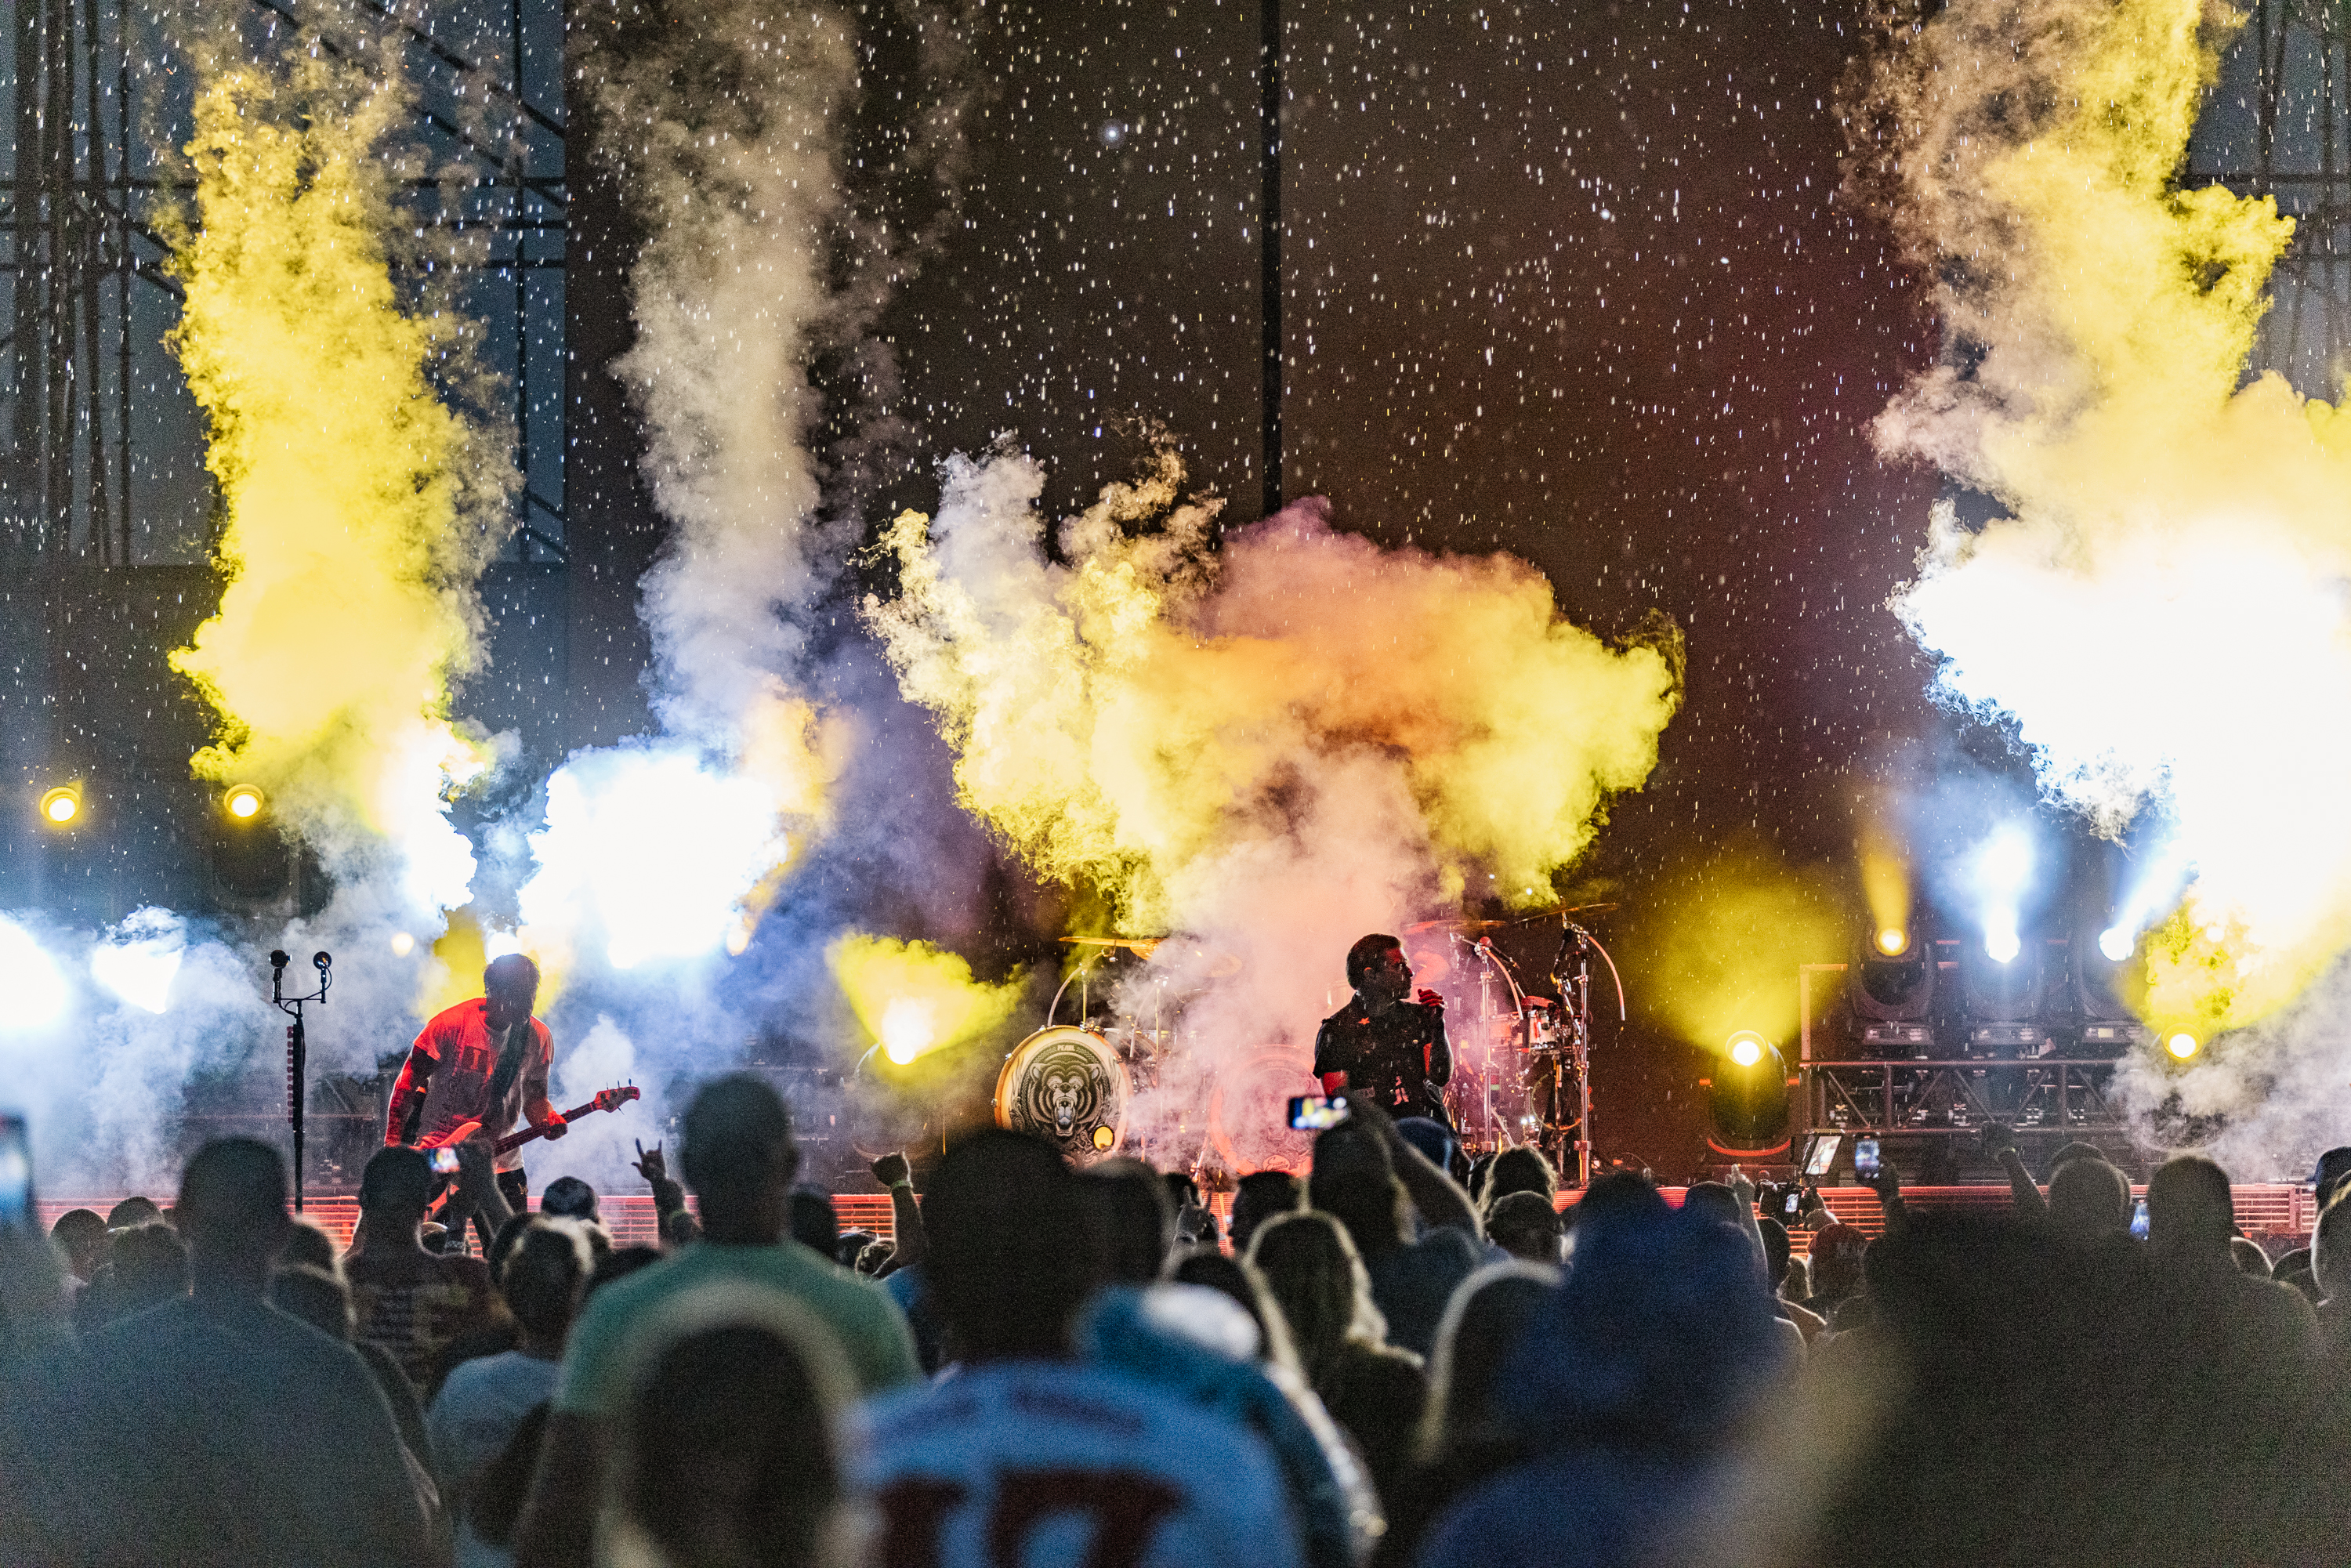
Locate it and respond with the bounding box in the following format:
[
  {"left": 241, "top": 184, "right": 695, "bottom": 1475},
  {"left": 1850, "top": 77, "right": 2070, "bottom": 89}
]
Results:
[
  {"left": 523, "top": 0, "right": 972, "bottom": 969},
  {"left": 827, "top": 934, "right": 1024, "bottom": 1066},
  {"left": 1859, "top": 0, "right": 2351, "bottom": 1059},
  {"left": 866, "top": 445, "right": 1681, "bottom": 1168},
  {"left": 164, "top": 34, "right": 513, "bottom": 914}
]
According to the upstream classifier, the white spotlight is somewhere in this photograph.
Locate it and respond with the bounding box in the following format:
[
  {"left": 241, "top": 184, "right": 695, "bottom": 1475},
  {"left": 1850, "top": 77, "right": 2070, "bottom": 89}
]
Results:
[
  {"left": 2098, "top": 927, "right": 2133, "bottom": 963},
  {"left": 0, "top": 919, "right": 68, "bottom": 1031},
  {"left": 1986, "top": 924, "right": 2022, "bottom": 965},
  {"left": 91, "top": 941, "right": 180, "bottom": 1016},
  {"left": 881, "top": 998, "right": 934, "bottom": 1066}
]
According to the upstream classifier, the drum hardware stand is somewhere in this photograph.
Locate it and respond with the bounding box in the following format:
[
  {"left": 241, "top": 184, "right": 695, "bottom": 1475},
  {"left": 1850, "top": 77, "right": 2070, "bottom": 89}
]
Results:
[
  {"left": 1550, "top": 920, "right": 1624, "bottom": 1189},
  {"left": 270, "top": 948, "right": 331, "bottom": 1213}
]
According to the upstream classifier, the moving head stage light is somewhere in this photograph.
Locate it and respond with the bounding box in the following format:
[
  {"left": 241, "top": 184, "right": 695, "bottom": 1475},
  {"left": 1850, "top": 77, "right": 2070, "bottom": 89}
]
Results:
[
  {"left": 1958, "top": 929, "right": 2049, "bottom": 1058},
  {"left": 1702, "top": 1030, "right": 1791, "bottom": 1156},
  {"left": 1847, "top": 909, "right": 1937, "bottom": 1055}
]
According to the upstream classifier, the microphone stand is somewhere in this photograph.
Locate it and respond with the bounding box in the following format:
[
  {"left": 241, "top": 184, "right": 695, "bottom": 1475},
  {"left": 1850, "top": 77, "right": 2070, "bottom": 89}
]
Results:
[{"left": 270, "top": 950, "right": 331, "bottom": 1212}]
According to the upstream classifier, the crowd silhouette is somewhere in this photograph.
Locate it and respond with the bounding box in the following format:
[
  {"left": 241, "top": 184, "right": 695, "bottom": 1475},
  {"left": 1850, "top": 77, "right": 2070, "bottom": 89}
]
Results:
[{"left": 3, "top": 1076, "right": 2348, "bottom": 1566}]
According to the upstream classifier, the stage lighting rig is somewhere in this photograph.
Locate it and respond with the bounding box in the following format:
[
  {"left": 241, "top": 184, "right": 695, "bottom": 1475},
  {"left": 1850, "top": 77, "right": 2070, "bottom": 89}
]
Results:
[
  {"left": 38, "top": 785, "right": 82, "bottom": 828},
  {"left": 1959, "top": 929, "right": 2048, "bottom": 1056},
  {"left": 223, "top": 785, "right": 266, "bottom": 821},
  {"left": 1848, "top": 909, "right": 1938, "bottom": 1054},
  {"left": 2069, "top": 894, "right": 2147, "bottom": 1056},
  {"left": 2166, "top": 1031, "right": 2200, "bottom": 1061},
  {"left": 1702, "top": 1030, "right": 1791, "bottom": 1153}
]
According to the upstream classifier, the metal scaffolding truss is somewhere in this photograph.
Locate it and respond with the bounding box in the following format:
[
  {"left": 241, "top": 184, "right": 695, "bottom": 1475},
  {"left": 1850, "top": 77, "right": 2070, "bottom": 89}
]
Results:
[
  {"left": 1, "top": 0, "right": 567, "bottom": 570},
  {"left": 2191, "top": 0, "right": 2351, "bottom": 393}
]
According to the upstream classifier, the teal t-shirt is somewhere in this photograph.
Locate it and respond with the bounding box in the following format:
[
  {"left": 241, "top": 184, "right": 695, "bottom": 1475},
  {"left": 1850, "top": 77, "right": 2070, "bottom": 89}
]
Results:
[{"left": 555, "top": 1240, "right": 921, "bottom": 1418}]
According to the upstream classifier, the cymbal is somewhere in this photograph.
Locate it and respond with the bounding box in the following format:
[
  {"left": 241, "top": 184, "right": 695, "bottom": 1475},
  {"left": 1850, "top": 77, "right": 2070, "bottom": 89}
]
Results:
[
  {"left": 1060, "top": 936, "right": 1165, "bottom": 956},
  {"left": 1403, "top": 918, "right": 1512, "bottom": 934}
]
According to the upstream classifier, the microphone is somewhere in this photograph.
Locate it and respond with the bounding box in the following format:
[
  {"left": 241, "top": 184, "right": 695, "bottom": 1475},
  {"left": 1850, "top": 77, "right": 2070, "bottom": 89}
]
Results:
[
  {"left": 312, "top": 951, "right": 332, "bottom": 975},
  {"left": 270, "top": 950, "right": 288, "bottom": 1003}
]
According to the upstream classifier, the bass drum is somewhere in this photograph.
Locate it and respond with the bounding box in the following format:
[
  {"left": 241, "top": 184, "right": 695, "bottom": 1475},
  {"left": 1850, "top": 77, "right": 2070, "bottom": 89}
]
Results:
[
  {"left": 994, "top": 1027, "right": 1132, "bottom": 1167},
  {"left": 1207, "top": 1048, "right": 1318, "bottom": 1175}
]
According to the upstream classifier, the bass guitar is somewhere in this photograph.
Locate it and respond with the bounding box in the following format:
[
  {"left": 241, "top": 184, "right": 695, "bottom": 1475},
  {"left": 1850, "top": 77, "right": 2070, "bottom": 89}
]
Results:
[{"left": 421, "top": 1084, "right": 640, "bottom": 1218}]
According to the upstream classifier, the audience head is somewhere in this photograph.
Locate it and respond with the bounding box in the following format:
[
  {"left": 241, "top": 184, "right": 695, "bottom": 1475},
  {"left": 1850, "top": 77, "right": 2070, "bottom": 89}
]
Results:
[
  {"left": 1808, "top": 1222, "right": 1870, "bottom": 1302},
  {"left": 1248, "top": 1209, "right": 1381, "bottom": 1381},
  {"left": 2229, "top": 1236, "right": 2273, "bottom": 1277},
  {"left": 1167, "top": 1250, "right": 1298, "bottom": 1371},
  {"left": 1576, "top": 1168, "right": 1668, "bottom": 1222},
  {"left": 1758, "top": 1215, "right": 1793, "bottom": 1290},
  {"left": 96, "top": 1222, "right": 188, "bottom": 1318},
  {"left": 1229, "top": 1170, "right": 1303, "bottom": 1255},
  {"left": 1485, "top": 1190, "right": 1565, "bottom": 1264},
  {"left": 176, "top": 1138, "right": 292, "bottom": 1285},
  {"left": 612, "top": 1299, "right": 849, "bottom": 1568},
  {"left": 1679, "top": 1182, "right": 1745, "bottom": 1228},
  {"left": 1422, "top": 1262, "right": 1557, "bottom": 1459},
  {"left": 1309, "top": 1122, "right": 1410, "bottom": 1260},
  {"left": 2147, "top": 1154, "right": 2235, "bottom": 1256},
  {"left": 49, "top": 1208, "right": 107, "bottom": 1281},
  {"left": 1482, "top": 1146, "right": 1558, "bottom": 1212},
  {"left": 267, "top": 1263, "right": 353, "bottom": 1340},
  {"left": 540, "top": 1175, "right": 599, "bottom": 1222},
  {"left": 1494, "top": 1198, "right": 1777, "bottom": 1455},
  {"left": 105, "top": 1196, "right": 161, "bottom": 1232},
  {"left": 1395, "top": 1116, "right": 1458, "bottom": 1176},
  {"left": 2312, "top": 1146, "right": 2351, "bottom": 1212},
  {"left": 1085, "top": 1158, "right": 1175, "bottom": 1284},
  {"left": 588, "top": 1245, "right": 667, "bottom": 1303},
  {"left": 2049, "top": 1141, "right": 2106, "bottom": 1175},
  {"left": 277, "top": 1220, "right": 337, "bottom": 1273},
  {"left": 2047, "top": 1156, "right": 2132, "bottom": 1239},
  {"left": 926, "top": 1130, "right": 1097, "bottom": 1362},
  {"left": 680, "top": 1074, "right": 799, "bottom": 1220},
  {"left": 2313, "top": 1194, "right": 2351, "bottom": 1302},
  {"left": 1467, "top": 1151, "right": 1497, "bottom": 1202},
  {"left": 787, "top": 1187, "right": 839, "bottom": 1255},
  {"left": 502, "top": 1218, "right": 593, "bottom": 1347},
  {"left": 357, "top": 1146, "right": 434, "bottom": 1223}
]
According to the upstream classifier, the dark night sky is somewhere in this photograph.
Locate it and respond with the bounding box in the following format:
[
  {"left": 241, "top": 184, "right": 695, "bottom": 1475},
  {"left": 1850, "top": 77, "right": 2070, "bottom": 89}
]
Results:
[{"left": 848, "top": 0, "right": 1950, "bottom": 1166}]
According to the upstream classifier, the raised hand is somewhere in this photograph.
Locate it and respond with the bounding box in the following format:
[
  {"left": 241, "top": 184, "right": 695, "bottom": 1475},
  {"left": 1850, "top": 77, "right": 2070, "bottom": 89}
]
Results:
[
  {"left": 1416, "top": 988, "right": 1445, "bottom": 1009},
  {"left": 871, "top": 1152, "right": 911, "bottom": 1189},
  {"left": 632, "top": 1139, "right": 668, "bottom": 1185}
]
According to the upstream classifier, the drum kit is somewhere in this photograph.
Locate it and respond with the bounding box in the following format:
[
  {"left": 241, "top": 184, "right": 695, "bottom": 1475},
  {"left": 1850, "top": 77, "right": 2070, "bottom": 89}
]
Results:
[{"left": 988, "top": 911, "right": 1625, "bottom": 1186}]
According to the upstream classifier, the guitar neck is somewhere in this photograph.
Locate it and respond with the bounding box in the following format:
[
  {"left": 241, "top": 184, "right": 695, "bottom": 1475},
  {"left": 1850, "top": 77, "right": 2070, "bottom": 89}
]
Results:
[{"left": 489, "top": 1095, "right": 608, "bottom": 1157}]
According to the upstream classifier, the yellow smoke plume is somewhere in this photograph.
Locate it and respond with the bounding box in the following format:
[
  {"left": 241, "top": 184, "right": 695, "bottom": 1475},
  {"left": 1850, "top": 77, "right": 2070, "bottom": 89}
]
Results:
[
  {"left": 866, "top": 445, "right": 1683, "bottom": 932},
  {"left": 1864, "top": 0, "right": 2351, "bottom": 1040},
  {"left": 165, "top": 40, "right": 509, "bottom": 911},
  {"left": 1621, "top": 835, "right": 1850, "bottom": 1058},
  {"left": 826, "top": 933, "right": 1023, "bottom": 1066}
]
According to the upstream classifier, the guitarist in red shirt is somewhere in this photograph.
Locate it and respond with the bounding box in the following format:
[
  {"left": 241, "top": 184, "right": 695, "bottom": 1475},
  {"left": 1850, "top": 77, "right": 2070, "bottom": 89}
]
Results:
[{"left": 386, "top": 953, "right": 567, "bottom": 1233}]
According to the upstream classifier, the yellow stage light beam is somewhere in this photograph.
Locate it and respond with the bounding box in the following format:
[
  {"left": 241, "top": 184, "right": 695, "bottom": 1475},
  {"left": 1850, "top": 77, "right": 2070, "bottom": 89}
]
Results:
[
  {"left": 1726, "top": 1030, "right": 1768, "bottom": 1068},
  {"left": 2166, "top": 1031, "right": 2201, "bottom": 1060},
  {"left": 223, "top": 785, "right": 265, "bottom": 821}
]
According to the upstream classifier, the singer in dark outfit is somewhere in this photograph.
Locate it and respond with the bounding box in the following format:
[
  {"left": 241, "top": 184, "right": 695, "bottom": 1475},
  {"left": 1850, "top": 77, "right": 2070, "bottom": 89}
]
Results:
[{"left": 1314, "top": 933, "right": 1452, "bottom": 1125}]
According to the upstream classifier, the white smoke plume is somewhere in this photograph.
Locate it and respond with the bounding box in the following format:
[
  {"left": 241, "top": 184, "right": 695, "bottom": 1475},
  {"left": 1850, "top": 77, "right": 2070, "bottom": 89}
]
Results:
[
  {"left": 1855, "top": 0, "right": 2351, "bottom": 1160},
  {"left": 520, "top": 0, "right": 974, "bottom": 976}
]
